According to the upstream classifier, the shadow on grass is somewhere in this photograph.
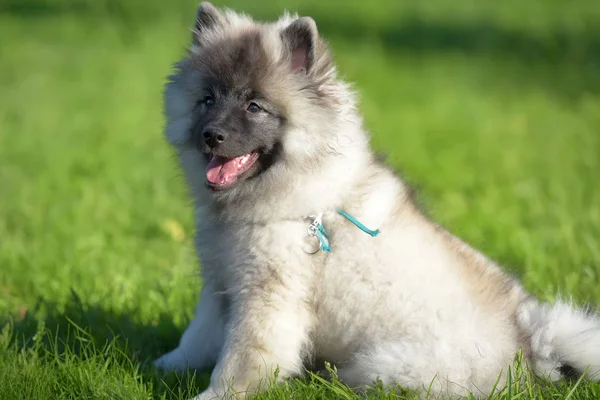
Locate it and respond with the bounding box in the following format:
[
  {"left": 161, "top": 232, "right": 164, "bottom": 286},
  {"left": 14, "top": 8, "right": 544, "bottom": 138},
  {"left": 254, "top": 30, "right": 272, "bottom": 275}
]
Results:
[
  {"left": 1, "top": 291, "right": 212, "bottom": 399},
  {"left": 318, "top": 16, "right": 600, "bottom": 65},
  {"left": 5, "top": 1, "right": 600, "bottom": 100},
  {"left": 315, "top": 15, "right": 600, "bottom": 100},
  {"left": 6, "top": 1, "right": 600, "bottom": 64}
]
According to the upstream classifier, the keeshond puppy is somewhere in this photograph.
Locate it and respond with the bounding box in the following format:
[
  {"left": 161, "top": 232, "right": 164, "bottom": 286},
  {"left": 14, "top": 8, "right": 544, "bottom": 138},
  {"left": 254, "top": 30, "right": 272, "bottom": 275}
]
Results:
[{"left": 154, "top": 3, "right": 600, "bottom": 399}]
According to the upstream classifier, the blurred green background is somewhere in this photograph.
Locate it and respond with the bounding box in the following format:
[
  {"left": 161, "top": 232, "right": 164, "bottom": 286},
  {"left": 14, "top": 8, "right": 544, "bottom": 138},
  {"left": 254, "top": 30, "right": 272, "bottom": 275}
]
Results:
[{"left": 1, "top": 0, "right": 599, "bottom": 398}]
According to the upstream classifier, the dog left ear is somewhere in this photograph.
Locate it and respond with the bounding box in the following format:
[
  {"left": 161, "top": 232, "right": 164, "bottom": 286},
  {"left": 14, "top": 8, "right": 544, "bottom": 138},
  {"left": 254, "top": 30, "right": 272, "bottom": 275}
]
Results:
[
  {"left": 281, "top": 17, "right": 318, "bottom": 74},
  {"left": 192, "top": 2, "right": 225, "bottom": 46}
]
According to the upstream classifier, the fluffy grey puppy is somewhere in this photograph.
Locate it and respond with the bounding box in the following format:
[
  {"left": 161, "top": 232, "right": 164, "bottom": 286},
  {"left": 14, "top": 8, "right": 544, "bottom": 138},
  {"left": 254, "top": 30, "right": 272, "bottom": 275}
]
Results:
[{"left": 154, "top": 3, "right": 600, "bottom": 399}]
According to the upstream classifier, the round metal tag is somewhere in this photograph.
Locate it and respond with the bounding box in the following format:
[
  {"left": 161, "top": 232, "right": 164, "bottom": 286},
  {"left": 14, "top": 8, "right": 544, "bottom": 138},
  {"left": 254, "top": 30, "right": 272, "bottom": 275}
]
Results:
[{"left": 302, "top": 235, "right": 321, "bottom": 254}]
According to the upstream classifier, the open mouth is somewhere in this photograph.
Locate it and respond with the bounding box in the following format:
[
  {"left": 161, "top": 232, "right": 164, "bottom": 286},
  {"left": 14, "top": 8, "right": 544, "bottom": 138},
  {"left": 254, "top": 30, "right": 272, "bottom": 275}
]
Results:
[{"left": 205, "top": 151, "right": 261, "bottom": 190}]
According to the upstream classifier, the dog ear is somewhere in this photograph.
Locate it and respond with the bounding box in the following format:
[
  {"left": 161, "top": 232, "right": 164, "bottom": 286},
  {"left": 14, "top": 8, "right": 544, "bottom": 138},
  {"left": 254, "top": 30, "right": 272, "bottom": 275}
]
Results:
[
  {"left": 192, "top": 2, "right": 225, "bottom": 46},
  {"left": 281, "top": 17, "right": 318, "bottom": 74}
]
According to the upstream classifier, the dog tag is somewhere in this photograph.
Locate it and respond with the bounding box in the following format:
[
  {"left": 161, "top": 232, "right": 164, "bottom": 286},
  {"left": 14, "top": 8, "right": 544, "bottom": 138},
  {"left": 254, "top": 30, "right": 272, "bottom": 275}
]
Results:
[{"left": 302, "top": 235, "right": 321, "bottom": 254}]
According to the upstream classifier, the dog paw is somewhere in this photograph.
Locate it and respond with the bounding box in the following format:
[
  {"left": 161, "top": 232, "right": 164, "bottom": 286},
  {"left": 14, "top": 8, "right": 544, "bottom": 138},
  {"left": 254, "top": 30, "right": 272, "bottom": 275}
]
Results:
[{"left": 154, "top": 348, "right": 188, "bottom": 372}]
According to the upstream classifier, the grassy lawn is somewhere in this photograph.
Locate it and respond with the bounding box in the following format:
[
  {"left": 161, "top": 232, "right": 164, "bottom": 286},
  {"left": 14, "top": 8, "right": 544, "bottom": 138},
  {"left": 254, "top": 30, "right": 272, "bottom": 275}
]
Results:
[{"left": 1, "top": 0, "right": 599, "bottom": 398}]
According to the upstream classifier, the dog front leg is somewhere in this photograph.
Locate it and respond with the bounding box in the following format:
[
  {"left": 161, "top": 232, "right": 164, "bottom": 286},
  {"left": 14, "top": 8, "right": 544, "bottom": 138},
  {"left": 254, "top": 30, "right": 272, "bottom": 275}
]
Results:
[
  {"left": 193, "top": 280, "right": 312, "bottom": 399},
  {"left": 154, "top": 284, "right": 226, "bottom": 372}
]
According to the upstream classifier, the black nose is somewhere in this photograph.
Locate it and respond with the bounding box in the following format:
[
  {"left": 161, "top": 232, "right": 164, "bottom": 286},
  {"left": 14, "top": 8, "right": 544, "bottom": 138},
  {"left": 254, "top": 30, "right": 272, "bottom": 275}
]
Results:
[{"left": 202, "top": 129, "right": 226, "bottom": 148}]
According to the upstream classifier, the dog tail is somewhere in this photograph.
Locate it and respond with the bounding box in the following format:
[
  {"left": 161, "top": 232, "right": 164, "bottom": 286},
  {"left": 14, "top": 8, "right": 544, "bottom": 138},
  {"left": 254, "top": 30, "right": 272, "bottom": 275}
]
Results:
[{"left": 516, "top": 296, "right": 600, "bottom": 381}]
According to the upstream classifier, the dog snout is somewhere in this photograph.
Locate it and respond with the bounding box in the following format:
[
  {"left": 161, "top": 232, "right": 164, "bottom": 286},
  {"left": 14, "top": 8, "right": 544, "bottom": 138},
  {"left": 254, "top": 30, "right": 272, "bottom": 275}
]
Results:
[{"left": 202, "top": 128, "right": 226, "bottom": 149}]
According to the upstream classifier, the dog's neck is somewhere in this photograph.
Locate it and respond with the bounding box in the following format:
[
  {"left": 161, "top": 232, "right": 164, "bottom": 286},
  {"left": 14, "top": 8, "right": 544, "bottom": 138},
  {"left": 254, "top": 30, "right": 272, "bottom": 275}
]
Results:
[{"left": 205, "top": 150, "right": 372, "bottom": 224}]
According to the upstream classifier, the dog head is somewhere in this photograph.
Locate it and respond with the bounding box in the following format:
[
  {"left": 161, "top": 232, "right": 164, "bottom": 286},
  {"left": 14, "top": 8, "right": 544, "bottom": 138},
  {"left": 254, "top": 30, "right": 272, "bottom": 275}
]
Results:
[{"left": 164, "top": 3, "right": 368, "bottom": 214}]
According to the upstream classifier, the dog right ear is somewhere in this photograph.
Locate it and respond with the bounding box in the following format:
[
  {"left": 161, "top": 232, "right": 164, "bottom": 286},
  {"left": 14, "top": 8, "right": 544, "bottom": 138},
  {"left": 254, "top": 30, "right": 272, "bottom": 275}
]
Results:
[
  {"left": 281, "top": 17, "right": 319, "bottom": 74},
  {"left": 191, "top": 2, "right": 225, "bottom": 46}
]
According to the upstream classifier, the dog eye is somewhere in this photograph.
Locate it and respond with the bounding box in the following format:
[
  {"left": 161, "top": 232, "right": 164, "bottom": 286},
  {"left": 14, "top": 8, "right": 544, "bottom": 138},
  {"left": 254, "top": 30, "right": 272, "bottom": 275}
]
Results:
[
  {"left": 247, "top": 102, "right": 262, "bottom": 113},
  {"left": 196, "top": 95, "right": 214, "bottom": 108},
  {"left": 203, "top": 95, "right": 215, "bottom": 106}
]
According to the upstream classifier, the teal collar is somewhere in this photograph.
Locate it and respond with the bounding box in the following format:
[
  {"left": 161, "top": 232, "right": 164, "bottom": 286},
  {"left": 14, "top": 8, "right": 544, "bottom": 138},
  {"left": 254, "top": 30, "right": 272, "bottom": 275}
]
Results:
[
  {"left": 307, "top": 209, "right": 380, "bottom": 253},
  {"left": 336, "top": 209, "right": 381, "bottom": 237}
]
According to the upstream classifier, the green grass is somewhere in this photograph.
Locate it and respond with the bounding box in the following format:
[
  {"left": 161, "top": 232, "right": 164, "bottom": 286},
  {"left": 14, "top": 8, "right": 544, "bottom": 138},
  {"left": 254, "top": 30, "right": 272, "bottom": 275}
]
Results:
[{"left": 1, "top": 0, "right": 599, "bottom": 398}]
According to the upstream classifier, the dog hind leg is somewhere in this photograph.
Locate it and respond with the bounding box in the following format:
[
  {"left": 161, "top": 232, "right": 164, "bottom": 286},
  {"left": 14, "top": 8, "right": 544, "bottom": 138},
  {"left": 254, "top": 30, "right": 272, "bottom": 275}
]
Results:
[{"left": 337, "top": 337, "right": 500, "bottom": 398}]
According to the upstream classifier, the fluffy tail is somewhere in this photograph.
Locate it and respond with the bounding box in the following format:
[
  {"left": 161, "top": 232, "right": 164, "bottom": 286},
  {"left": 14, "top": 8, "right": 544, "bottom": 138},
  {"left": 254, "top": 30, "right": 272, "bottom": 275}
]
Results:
[{"left": 516, "top": 297, "right": 600, "bottom": 381}]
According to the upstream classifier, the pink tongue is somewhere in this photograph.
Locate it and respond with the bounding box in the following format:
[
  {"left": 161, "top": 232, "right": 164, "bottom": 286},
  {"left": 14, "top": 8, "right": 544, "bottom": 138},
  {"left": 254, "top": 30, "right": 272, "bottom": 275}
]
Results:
[{"left": 206, "top": 154, "right": 256, "bottom": 186}]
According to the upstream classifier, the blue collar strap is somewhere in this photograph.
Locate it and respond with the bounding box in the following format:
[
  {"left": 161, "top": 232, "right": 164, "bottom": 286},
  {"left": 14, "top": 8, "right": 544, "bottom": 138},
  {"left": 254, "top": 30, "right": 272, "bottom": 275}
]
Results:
[
  {"left": 309, "top": 209, "right": 380, "bottom": 253},
  {"left": 336, "top": 209, "right": 381, "bottom": 237},
  {"left": 315, "top": 222, "right": 332, "bottom": 252}
]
